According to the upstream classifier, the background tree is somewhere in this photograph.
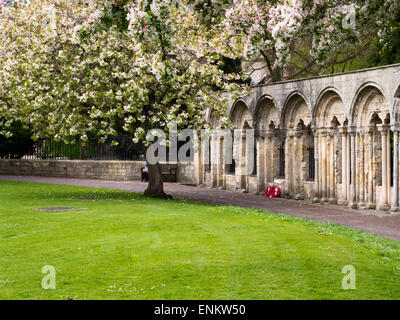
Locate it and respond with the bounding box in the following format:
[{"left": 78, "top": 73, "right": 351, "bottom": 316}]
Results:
[
  {"left": 192, "top": 0, "right": 400, "bottom": 83},
  {"left": 0, "top": 120, "right": 34, "bottom": 159}
]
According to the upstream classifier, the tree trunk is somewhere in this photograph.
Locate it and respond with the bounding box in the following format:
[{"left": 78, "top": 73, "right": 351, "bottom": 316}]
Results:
[{"left": 144, "top": 163, "right": 173, "bottom": 199}]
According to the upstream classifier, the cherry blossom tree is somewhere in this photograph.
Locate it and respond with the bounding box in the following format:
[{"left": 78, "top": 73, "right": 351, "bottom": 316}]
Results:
[
  {"left": 0, "top": 0, "right": 246, "bottom": 198},
  {"left": 209, "top": 0, "right": 400, "bottom": 82},
  {"left": 1, "top": 0, "right": 398, "bottom": 197}
]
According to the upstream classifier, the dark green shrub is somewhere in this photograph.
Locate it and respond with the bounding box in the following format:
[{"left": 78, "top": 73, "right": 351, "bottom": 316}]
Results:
[{"left": 0, "top": 121, "right": 35, "bottom": 159}]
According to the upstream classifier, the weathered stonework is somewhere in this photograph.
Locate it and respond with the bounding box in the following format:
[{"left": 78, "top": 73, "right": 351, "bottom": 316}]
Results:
[
  {"left": 0, "top": 159, "right": 198, "bottom": 184},
  {"left": 198, "top": 63, "right": 400, "bottom": 212},
  {"left": 0, "top": 159, "right": 145, "bottom": 181}
]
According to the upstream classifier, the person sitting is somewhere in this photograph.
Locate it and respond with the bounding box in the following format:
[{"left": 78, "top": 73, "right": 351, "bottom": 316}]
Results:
[{"left": 141, "top": 161, "right": 149, "bottom": 182}]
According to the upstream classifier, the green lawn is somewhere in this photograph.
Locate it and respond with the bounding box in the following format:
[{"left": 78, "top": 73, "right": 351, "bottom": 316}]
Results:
[{"left": 0, "top": 180, "right": 399, "bottom": 300}]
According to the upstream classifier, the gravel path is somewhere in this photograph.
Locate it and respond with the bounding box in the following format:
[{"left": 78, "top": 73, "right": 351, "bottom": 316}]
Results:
[{"left": 1, "top": 175, "right": 400, "bottom": 241}]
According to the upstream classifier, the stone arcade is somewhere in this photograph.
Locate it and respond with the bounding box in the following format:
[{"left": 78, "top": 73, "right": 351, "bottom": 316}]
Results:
[{"left": 194, "top": 64, "right": 400, "bottom": 212}]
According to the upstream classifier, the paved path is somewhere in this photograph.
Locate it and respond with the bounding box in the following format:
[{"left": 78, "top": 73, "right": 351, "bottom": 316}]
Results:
[{"left": 1, "top": 175, "right": 400, "bottom": 241}]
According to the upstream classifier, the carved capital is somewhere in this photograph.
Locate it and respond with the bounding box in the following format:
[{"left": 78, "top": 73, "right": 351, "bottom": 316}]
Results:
[
  {"left": 258, "top": 130, "right": 268, "bottom": 139},
  {"left": 295, "top": 130, "right": 303, "bottom": 139},
  {"left": 347, "top": 126, "right": 357, "bottom": 136},
  {"left": 367, "top": 125, "right": 376, "bottom": 134},
  {"left": 337, "top": 126, "right": 348, "bottom": 134},
  {"left": 391, "top": 125, "right": 400, "bottom": 133},
  {"left": 377, "top": 124, "right": 390, "bottom": 135},
  {"left": 356, "top": 129, "right": 366, "bottom": 136},
  {"left": 327, "top": 129, "right": 337, "bottom": 137},
  {"left": 266, "top": 130, "right": 276, "bottom": 139},
  {"left": 319, "top": 130, "right": 328, "bottom": 137}
]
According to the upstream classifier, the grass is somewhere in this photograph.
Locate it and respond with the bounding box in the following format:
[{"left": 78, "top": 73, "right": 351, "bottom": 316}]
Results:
[{"left": 0, "top": 180, "right": 400, "bottom": 300}]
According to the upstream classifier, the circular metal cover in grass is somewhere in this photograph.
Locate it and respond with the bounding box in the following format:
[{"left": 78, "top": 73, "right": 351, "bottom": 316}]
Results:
[{"left": 36, "top": 207, "right": 86, "bottom": 212}]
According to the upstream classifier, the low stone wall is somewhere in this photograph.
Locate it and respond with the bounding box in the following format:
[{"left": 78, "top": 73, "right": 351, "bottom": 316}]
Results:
[
  {"left": 0, "top": 159, "right": 197, "bottom": 184},
  {"left": 0, "top": 159, "right": 143, "bottom": 181},
  {"left": 176, "top": 162, "right": 197, "bottom": 185}
]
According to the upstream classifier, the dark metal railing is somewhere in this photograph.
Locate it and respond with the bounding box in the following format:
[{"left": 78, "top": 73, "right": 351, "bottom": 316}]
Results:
[{"left": 1, "top": 137, "right": 145, "bottom": 161}]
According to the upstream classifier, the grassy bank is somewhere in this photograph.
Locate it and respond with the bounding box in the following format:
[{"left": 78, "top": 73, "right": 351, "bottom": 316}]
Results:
[{"left": 0, "top": 180, "right": 399, "bottom": 300}]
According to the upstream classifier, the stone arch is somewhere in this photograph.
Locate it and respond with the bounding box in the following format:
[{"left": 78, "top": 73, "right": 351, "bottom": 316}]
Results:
[
  {"left": 283, "top": 92, "right": 312, "bottom": 130},
  {"left": 394, "top": 85, "right": 400, "bottom": 123},
  {"left": 315, "top": 89, "right": 346, "bottom": 128},
  {"left": 229, "top": 100, "right": 253, "bottom": 192},
  {"left": 351, "top": 84, "right": 389, "bottom": 128},
  {"left": 370, "top": 112, "right": 383, "bottom": 126},
  {"left": 230, "top": 100, "right": 253, "bottom": 129},
  {"left": 395, "top": 86, "right": 400, "bottom": 98},
  {"left": 392, "top": 85, "right": 400, "bottom": 212},
  {"left": 314, "top": 90, "right": 346, "bottom": 204},
  {"left": 254, "top": 96, "right": 280, "bottom": 191},
  {"left": 203, "top": 111, "right": 223, "bottom": 188},
  {"left": 282, "top": 93, "right": 313, "bottom": 199},
  {"left": 254, "top": 95, "right": 279, "bottom": 130},
  {"left": 350, "top": 84, "right": 392, "bottom": 210},
  {"left": 206, "top": 111, "right": 220, "bottom": 129}
]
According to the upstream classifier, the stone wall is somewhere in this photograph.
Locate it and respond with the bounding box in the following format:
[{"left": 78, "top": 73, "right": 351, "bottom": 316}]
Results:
[
  {"left": 0, "top": 159, "right": 197, "bottom": 184},
  {"left": 0, "top": 159, "right": 144, "bottom": 181},
  {"left": 197, "top": 63, "right": 400, "bottom": 212},
  {"left": 176, "top": 162, "right": 197, "bottom": 185}
]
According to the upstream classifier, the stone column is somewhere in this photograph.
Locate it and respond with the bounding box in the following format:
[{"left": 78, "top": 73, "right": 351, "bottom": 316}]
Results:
[
  {"left": 210, "top": 133, "right": 218, "bottom": 187},
  {"left": 232, "top": 130, "right": 239, "bottom": 189},
  {"left": 285, "top": 132, "right": 294, "bottom": 197},
  {"left": 216, "top": 135, "right": 224, "bottom": 188},
  {"left": 355, "top": 132, "right": 361, "bottom": 206},
  {"left": 387, "top": 131, "right": 392, "bottom": 206},
  {"left": 266, "top": 130, "right": 274, "bottom": 186},
  {"left": 338, "top": 126, "right": 348, "bottom": 205},
  {"left": 377, "top": 124, "right": 390, "bottom": 211},
  {"left": 221, "top": 135, "right": 227, "bottom": 190},
  {"left": 392, "top": 127, "right": 400, "bottom": 212},
  {"left": 293, "top": 131, "right": 300, "bottom": 199},
  {"left": 349, "top": 127, "right": 357, "bottom": 209},
  {"left": 201, "top": 131, "right": 211, "bottom": 186},
  {"left": 346, "top": 132, "right": 351, "bottom": 201},
  {"left": 270, "top": 131, "right": 280, "bottom": 185},
  {"left": 241, "top": 130, "right": 248, "bottom": 192},
  {"left": 358, "top": 132, "right": 366, "bottom": 208},
  {"left": 193, "top": 132, "right": 203, "bottom": 186},
  {"left": 273, "top": 134, "right": 281, "bottom": 180},
  {"left": 367, "top": 126, "right": 375, "bottom": 209},
  {"left": 312, "top": 129, "right": 320, "bottom": 203},
  {"left": 320, "top": 131, "right": 328, "bottom": 204},
  {"left": 235, "top": 129, "right": 245, "bottom": 191},
  {"left": 328, "top": 131, "right": 336, "bottom": 204},
  {"left": 318, "top": 131, "right": 323, "bottom": 201},
  {"left": 257, "top": 131, "right": 266, "bottom": 193}
]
